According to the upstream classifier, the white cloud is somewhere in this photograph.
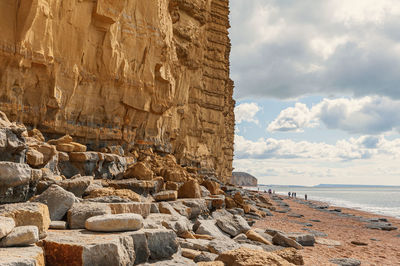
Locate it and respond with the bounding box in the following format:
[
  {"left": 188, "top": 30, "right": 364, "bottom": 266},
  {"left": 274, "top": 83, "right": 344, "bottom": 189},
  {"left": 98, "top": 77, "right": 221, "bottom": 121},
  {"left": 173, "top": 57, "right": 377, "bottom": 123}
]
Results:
[
  {"left": 230, "top": 0, "right": 400, "bottom": 100},
  {"left": 235, "top": 103, "right": 261, "bottom": 124},
  {"left": 234, "top": 134, "right": 400, "bottom": 161},
  {"left": 234, "top": 134, "right": 400, "bottom": 185},
  {"left": 267, "top": 96, "right": 400, "bottom": 134},
  {"left": 267, "top": 103, "right": 317, "bottom": 132}
]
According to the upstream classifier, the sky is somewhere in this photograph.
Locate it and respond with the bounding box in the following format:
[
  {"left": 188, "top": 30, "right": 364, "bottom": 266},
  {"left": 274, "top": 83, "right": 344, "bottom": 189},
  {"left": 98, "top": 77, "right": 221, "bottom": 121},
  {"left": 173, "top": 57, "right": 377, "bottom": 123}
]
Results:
[{"left": 229, "top": 0, "right": 400, "bottom": 186}]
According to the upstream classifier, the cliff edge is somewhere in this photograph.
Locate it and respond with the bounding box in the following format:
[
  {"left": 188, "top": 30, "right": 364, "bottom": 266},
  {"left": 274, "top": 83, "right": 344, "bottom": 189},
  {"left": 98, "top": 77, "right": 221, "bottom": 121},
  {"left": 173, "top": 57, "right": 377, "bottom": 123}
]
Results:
[
  {"left": 231, "top": 172, "right": 258, "bottom": 187},
  {"left": 0, "top": 0, "right": 234, "bottom": 182}
]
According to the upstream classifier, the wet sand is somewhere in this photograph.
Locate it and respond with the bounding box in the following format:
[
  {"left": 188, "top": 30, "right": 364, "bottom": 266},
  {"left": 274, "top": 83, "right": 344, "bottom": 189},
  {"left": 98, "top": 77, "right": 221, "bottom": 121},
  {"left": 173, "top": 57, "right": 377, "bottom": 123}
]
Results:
[{"left": 254, "top": 194, "right": 400, "bottom": 265}]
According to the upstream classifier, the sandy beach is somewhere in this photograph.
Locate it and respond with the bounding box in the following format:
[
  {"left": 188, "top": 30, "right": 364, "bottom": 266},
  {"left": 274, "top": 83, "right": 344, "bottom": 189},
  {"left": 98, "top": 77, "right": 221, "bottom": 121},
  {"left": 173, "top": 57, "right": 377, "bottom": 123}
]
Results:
[{"left": 254, "top": 194, "right": 400, "bottom": 265}]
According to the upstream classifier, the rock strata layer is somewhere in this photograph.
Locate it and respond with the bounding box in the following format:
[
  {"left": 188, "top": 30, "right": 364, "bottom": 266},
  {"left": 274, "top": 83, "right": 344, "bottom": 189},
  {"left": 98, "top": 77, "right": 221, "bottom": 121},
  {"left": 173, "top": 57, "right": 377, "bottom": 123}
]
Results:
[{"left": 0, "top": 0, "right": 235, "bottom": 183}]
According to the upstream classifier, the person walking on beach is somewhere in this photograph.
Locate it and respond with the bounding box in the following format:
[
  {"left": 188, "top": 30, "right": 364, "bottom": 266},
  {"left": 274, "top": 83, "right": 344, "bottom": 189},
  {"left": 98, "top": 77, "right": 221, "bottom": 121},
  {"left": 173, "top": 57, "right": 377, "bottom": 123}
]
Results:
[
  {"left": 305, "top": 194, "right": 308, "bottom": 201},
  {"left": 288, "top": 192, "right": 291, "bottom": 198}
]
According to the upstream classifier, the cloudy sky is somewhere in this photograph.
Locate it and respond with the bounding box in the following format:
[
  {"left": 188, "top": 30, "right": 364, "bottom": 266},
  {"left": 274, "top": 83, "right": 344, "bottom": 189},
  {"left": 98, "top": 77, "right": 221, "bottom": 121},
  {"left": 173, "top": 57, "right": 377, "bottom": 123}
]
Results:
[{"left": 230, "top": 0, "right": 400, "bottom": 186}]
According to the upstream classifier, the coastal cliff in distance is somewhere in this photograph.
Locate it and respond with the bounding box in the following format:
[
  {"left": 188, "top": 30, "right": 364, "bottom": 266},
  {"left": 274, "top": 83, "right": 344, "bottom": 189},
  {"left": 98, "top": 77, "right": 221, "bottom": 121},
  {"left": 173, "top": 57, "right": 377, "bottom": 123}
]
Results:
[
  {"left": 0, "top": 0, "right": 234, "bottom": 182},
  {"left": 231, "top": 172, "right": 258, "bottom": 187}
]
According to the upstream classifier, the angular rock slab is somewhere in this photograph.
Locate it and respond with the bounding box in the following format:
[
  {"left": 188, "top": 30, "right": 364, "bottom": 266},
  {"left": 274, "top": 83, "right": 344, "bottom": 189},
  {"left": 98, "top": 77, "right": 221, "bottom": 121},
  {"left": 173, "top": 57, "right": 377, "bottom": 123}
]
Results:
[
  {"left": 67, "top": 203, "right": 111, "bottom": 229},
  {"left": 216, "top": 214, "right": 250, "bottom": 237},
  {"left": 0, "top": 162, "right": 40, "bottom": 204},
  {"left": 194, "top": 220, "right": 229, "bottom": 240},
  {"left": 85, "top": 213, "right": 143, "bottom": 232},
  {"left": 315, "top": 238, "right": 341, "bottom": 246},
  {"left": 0, "top": 216, "right": 15, "bottom": 238},
  {"left": 272, "top": 232, "right": 303, "bottom": 250},
  {"left": 0, "top": 226, "right": 39, "bottom": 247},
  {"left": 0, "top": 246, "right": 45, "bottom": 266},
  {"left": 42, "top": 230, "right": 135, "bottom": 266},
  {"left": 144, "top": 229, "right": 179, "bottom": 260},
  {"left": 153, "top": 190, "right": 178, "bottom": 201},
  {"left": 108, "top": 202, "right": 151, "bottom": 218},
  {"left": 33, "top": 184, "right": 76, "bottom": 221},
  {"left": 0, "top": 202, "right": 50, "bottom": 239}
]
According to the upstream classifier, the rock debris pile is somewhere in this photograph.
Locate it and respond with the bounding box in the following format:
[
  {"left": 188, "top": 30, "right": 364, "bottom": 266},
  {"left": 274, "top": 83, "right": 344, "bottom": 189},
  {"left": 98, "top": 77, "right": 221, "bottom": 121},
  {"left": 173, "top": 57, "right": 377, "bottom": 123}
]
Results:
[{"left": 0, "top": 111, "right": 308, "bottom": 265}]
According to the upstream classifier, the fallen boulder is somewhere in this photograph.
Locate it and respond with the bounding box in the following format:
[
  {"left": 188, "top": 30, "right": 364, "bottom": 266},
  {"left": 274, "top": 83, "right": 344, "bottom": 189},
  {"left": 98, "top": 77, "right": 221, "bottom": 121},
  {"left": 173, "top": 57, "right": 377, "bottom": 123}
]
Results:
[
  {"left": 33, "top": 184, "right": 76, "bottom": 221},
  {"left": 0, "top": 202, "right": 50, "bottom": 238},
  {"left": 85, "top": 213, "right": 144, "bottom": 232},
  {"left": 67, "top": 203, "right": 111, "bottom": 229},
  {"left": 272, "top": 232, "right": 303, "bottom": 250},
  {"left": 0, "top": 246, "right": 44, "bottom": 265},
  {"left": 0, "top": 226, "right": 39, "bottom": 247},
  {"left": 42, "top": 230, "right": 135, "bottom": 265},
  {"left": 0, "top": 216, "right": 15, "bottom": 239}
]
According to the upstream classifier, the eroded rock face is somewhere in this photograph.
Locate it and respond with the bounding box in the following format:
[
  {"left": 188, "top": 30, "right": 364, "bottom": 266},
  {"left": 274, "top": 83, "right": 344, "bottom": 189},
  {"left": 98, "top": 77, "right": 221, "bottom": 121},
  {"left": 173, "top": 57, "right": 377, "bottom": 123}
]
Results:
[{"left": 0, "top": 0, "right": 234, "bottom": 183}]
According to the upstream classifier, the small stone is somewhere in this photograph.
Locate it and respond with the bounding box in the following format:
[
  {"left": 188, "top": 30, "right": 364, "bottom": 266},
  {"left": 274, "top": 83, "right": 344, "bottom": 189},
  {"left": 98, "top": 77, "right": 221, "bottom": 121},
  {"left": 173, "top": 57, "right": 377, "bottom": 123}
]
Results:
[
  {"left": 0, "top": 226, "right": 39, "bottom": 247},
  {"left": 351, "top": 240, "right": 368, "bottom": 246},
  {"left": 330, "top": 258, "right": 361, "bottom": 266},
  {"left": 85, "top": 213, "right": 143, "bottom": 232},
  {"left": 0, "top": 216, "right": 15, "bottom": 238},
  {"left": 315, "top": 238, "right": 341, "bottom": 246},
  {"left": 49, "top": 221, "right": 67, "bottom": 230},
  {"left": 153, "top": 190, "right": 178, "bottom": 201}
]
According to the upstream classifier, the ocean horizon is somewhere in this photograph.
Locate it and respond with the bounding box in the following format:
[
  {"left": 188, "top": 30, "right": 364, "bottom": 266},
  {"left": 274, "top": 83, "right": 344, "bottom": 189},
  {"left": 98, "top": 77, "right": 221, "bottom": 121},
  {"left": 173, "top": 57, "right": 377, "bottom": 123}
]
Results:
[{"left": 250, "top": 185, "right": 400, "bottom": 219}]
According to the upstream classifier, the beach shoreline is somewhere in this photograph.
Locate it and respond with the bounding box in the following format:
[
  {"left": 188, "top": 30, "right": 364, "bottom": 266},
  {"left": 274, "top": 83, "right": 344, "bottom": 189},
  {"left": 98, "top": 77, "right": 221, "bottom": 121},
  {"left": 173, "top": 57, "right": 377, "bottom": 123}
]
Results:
[{"left": 252, "top": 192, "right": 400, "bottom": 265}]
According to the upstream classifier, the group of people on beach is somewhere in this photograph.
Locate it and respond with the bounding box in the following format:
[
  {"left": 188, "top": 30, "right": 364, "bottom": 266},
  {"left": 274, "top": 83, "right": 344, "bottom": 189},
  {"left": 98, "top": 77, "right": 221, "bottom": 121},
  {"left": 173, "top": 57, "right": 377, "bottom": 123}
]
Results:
[{"left": 288, "top": 191, "right": 308, "bottom": 200}]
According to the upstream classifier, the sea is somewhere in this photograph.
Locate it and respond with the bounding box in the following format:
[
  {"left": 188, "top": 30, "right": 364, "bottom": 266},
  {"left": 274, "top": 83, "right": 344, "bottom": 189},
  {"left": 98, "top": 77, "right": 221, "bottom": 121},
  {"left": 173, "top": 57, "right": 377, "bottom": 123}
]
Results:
[{"left": 252, "top": 185, "right": 400, "bottom": 218}]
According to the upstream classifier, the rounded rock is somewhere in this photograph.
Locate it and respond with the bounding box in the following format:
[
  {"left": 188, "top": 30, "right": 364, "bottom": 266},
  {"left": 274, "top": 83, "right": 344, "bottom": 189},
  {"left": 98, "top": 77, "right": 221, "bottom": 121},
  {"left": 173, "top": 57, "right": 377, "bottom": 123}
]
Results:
[{"left": 85, "top": 213, "right": 143, "bottom": 232}]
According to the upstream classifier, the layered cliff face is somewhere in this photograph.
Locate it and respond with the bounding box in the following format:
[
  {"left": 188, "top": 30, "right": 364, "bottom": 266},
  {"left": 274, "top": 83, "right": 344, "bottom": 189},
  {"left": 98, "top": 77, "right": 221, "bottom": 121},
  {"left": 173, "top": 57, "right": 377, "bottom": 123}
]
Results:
[
  {"left": 231, "top": 172, "right": 258, "bottom": 187},
  {"left": 0, "top": 0, "right": 234, "bottom": 182}
]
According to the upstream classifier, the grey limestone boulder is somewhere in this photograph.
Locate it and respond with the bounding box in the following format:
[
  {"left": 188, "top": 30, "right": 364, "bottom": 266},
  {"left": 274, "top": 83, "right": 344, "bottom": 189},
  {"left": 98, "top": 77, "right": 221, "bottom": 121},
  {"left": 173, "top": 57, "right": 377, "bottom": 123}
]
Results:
[
  {"left": 215, "top": 214, "right": 250, "bottom": 237},
  {"left": 67, "top": 203, "right": 111, "bottom": 229},
  {"left": 0, "top": 162, "right": 40, "bottom": 203},
  {"left": 272, "top": 232, "right": 303, "bottom": 250},
  {"left": 33, "top": 184, "right": 76, "bottom": 221},
  {"left": 194, "top": 219, "right": 229, "bottom": 239},
  {"left": 85, "top": 213, "right": 143, "bottom": 232},
  {"left": 0, "top": 216, "right": 15, "bottom": 239},
  {"left": 0, "top": 226, "right": 39, "bottom": 247}
]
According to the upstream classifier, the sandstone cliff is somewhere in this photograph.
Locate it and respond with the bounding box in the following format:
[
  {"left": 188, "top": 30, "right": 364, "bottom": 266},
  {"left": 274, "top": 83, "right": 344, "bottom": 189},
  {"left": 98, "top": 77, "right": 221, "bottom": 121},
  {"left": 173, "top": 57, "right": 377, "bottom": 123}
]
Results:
[
  {"left": 0, "top": 0, "right": 234, "bottom": 182},
  {"left": 231, "top": 172, "right": 258, "bottom": 187}
]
